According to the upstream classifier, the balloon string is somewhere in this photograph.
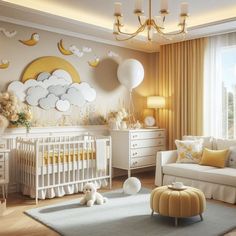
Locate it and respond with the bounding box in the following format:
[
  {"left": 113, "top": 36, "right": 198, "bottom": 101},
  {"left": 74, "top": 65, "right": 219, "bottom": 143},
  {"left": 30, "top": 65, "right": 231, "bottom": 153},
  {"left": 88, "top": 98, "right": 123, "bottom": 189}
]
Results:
[{"left": 129, "top": 92, "right": 136, "bottom": 126}]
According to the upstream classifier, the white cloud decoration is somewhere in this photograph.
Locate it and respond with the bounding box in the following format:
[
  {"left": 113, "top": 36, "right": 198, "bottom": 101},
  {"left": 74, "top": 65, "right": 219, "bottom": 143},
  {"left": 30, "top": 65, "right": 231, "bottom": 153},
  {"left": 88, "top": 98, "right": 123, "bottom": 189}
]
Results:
[
  {"left": 39, "top": 94, "right": 59, "bottom": 110},
  {"left": 69, "top": 45, "right": 84, "bottom": 58},
  {"left": 61, "top": 87, "right": 86, "bottom": 107},
  {"left": 82, "top": 47, "right": 92, "bottom": 53},
  {"left": 26, "top": 86, "right": 48, "bottom": 106},
  {"left": 8, "top": 69, "right": 96, "bottom": 112}
]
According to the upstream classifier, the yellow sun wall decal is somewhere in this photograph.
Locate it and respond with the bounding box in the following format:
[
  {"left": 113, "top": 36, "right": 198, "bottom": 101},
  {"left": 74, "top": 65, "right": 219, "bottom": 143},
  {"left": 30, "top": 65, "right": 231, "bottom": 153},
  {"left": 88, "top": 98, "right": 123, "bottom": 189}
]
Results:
[{"left": 21, "top": 56, "right": 80, "bottom": 83}]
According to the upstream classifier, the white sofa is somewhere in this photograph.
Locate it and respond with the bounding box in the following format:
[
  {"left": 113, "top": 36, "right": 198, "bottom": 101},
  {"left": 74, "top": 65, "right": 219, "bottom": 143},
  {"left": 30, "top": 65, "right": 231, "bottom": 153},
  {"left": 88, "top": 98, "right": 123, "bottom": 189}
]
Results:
[{"left": 155, "top": 136, "right": 236, "bottom": 204}]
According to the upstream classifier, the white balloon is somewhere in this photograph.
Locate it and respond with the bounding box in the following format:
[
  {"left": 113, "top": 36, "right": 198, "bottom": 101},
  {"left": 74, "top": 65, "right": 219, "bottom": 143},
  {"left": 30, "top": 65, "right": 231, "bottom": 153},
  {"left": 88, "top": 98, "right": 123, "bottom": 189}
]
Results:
[
  {"left": 123, "top": 177, "right": 141, "bottom": 195},
  {"left": 117, "top": 59, "right": 144, "bottom": 91}
]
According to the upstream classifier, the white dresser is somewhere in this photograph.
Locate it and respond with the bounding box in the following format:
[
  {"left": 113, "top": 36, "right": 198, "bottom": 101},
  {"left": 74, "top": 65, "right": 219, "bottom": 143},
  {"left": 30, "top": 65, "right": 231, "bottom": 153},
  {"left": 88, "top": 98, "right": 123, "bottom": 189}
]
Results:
[
  {"left": 110, "top": 129, "right": 166, "bottom": 177},
  {"left": 0, "top": 149, "right": 9, "bottom": 199}
]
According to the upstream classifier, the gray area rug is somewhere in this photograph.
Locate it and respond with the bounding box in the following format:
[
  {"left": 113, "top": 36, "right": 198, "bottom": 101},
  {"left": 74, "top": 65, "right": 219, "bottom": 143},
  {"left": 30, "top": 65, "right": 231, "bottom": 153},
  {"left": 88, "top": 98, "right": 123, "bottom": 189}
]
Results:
[{"left": 25, "top": 188, "right": 236, "bottom": 236}]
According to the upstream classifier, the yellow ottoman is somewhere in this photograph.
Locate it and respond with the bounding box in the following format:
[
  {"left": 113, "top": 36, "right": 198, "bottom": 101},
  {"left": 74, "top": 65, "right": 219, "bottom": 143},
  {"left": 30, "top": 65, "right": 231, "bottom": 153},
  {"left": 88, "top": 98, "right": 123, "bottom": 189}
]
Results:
[{"left": 150, "top": 185, "right": 206, "bottom": 226}]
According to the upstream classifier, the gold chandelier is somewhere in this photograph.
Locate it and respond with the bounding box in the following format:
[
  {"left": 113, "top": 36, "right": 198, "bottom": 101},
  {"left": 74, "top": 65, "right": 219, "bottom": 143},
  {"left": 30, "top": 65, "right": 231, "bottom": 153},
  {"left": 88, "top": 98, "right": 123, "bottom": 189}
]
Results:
[{"left": 113, "top": 0, "right": 189, "bottom": 41}]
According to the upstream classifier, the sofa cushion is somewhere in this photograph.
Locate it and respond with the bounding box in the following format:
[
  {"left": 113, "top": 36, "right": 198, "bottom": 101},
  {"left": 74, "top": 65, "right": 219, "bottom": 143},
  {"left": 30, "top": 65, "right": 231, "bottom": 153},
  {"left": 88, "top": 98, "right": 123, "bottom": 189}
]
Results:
[
  {"left": 199, "top": 148, "right": 229, "bottom": 168},
  {"left": 214, "top": 138, "right": 236, "bottom": 150},
  {"left": 199, "top": 168, "right": 236, "bottom": 187},
  {"left": 229, "top": 147, "right": 236, "bottom": 168},
  {"left": 163, "top": 163, "right": 216, "bottom": 180},
  {"left": 182, "top": 135, "right": 213, "bottom": 149},
  {"left": 175, "top": 139, "right": 203, "bottom": 163}
]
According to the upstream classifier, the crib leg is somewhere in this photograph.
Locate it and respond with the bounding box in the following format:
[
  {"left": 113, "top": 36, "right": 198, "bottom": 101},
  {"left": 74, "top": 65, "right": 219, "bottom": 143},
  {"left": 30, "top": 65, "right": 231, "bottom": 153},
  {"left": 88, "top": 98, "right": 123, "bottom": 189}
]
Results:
[
  {"left": 109, "top": 177, "right": 112, "bottom": 190},
  {"left": 35, "top": 189, "right": 38, "bottom": 205}
]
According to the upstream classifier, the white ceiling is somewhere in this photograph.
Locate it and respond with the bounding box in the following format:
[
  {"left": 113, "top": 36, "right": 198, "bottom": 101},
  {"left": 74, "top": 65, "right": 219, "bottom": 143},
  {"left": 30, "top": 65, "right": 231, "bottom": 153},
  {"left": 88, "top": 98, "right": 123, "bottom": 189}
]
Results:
[{"left": 0, "top": 0, "right": 236, "bottom": 52}]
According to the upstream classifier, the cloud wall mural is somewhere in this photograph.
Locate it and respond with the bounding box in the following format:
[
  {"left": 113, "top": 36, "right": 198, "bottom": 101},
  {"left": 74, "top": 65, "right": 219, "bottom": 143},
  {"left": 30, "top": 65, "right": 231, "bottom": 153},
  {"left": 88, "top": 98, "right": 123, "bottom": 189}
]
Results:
[{"left": 8, "top": 69, "right": 96, "bottom": 112}]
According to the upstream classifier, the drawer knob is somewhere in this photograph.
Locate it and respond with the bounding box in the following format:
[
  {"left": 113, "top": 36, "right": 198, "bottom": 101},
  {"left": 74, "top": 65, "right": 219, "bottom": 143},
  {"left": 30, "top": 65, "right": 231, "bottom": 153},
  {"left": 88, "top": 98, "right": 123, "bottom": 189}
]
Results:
[
  {"left": 133, "top": 152, "right": 138, "bottom": 156},
  {"left": 133, "top": 135, "right": 138, "bottom": 138},
  {"left": 132, "top": 144, "right": 138, "bottom": 147},
  {"left": 133, "top": 161, "right": 138, "bottom": 165},
  {"left": 0, "top": 166, "right": 2, "bottom": 169}
]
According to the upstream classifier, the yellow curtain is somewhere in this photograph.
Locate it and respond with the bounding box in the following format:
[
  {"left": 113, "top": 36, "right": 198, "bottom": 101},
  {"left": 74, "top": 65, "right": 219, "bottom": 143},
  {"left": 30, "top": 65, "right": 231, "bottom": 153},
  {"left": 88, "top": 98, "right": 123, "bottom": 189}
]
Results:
[{"left": 158, "top": 38, "right": 206, "bottom": 149}]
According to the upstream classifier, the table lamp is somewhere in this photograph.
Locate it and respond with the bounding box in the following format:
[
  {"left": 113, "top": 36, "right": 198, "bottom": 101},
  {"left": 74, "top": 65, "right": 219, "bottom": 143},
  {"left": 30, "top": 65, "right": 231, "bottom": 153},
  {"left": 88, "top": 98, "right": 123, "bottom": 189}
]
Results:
[{"left": 145, "top": 96, "right": 165, "bottom": 128}]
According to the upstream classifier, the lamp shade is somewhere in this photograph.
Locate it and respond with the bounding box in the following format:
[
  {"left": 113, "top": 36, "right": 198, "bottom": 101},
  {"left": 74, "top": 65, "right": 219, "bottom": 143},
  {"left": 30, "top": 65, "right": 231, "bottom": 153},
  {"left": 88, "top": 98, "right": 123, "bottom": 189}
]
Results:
[{"left": 147, "top": 96, "right": 165, "bottom": 108}]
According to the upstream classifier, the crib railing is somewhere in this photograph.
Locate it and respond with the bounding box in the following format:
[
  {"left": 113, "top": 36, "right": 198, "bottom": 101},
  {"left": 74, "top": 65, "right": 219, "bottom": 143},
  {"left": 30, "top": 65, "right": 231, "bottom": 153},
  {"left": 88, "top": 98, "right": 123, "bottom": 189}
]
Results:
[{"left": 16, "top": 135, "right": 112, "bottom": 204}]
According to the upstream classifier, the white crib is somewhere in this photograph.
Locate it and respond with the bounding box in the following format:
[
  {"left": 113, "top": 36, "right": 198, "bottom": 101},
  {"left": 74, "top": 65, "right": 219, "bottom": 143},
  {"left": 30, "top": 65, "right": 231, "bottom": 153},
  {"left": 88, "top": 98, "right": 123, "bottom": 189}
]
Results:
[{"left": 16, "top": 135, "right": 112, "bottom": 204}]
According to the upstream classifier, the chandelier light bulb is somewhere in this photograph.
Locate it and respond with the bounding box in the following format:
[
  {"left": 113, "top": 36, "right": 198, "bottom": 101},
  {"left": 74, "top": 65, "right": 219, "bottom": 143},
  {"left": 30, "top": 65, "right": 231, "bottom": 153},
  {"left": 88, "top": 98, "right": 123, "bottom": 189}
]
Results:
[
  {"left": 114, "top": 2, "right": 122, "bottom": 16},
  {"left": 160, "top": 0, "right": 168, "bottom": 12},
  {"left": 181, "top": 2, "right": 189, "bottom": 15}
]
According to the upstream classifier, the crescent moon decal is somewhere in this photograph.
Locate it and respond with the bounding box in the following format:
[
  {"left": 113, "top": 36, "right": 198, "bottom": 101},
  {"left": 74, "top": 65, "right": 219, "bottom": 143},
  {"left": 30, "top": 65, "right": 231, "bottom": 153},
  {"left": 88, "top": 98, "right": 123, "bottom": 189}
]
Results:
[
  {"left": 0, "top": 59, "right": 9, "bottom": 69},
  {"left": 19, "top": 33, "right": 40, "bottom": 46},
  {"left": 57, "top": 39, "right": 73, "bottom": 55}
]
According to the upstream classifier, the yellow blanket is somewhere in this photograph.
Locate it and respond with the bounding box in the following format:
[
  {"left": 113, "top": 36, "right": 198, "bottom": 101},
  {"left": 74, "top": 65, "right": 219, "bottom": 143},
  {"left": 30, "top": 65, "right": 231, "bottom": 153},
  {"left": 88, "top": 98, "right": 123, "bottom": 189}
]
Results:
[
  {"left": 21, "top": 150, "right": 96, "bottom": 166},
  {"left": 43, "top": 150, "right": 95, "bottom": 165}
]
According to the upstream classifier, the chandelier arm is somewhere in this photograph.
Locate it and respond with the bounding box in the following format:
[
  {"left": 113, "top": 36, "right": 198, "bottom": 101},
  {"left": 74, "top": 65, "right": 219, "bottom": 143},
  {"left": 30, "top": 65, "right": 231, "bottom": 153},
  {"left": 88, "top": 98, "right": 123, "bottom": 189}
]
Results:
[
  {"left": 152, "top": 21, "right": 186, "bottom": 36},
  {"left": 152, "top": 19, "right": 165, "bottom": 30},
  {"left": 137, "top": 15, "right": 143, "bottom": 26},
  {"left": 117, "top": 21, "right": 147, "bottom": 36},
  {"left": 115, "top": 24, "right": 147, "bottom": 41}
]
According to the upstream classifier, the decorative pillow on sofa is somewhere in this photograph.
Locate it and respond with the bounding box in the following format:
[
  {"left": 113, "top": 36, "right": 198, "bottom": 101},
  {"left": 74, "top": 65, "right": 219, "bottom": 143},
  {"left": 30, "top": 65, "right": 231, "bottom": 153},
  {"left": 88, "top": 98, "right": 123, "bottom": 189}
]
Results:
[
  {"left": 214, "top": 138, "right": 236, "bottom": 150},
  {"left": 199, "top": 148, "right": 229, "bottom": 168},
  {"left": 175, "top": 139, "right": 203, "bottom": 163},
  {"left": 182, "top": 135, "right": 213, "bottom": 149},
  {"left": 229, "top": 147, "right": 236, "bottom": 168}
]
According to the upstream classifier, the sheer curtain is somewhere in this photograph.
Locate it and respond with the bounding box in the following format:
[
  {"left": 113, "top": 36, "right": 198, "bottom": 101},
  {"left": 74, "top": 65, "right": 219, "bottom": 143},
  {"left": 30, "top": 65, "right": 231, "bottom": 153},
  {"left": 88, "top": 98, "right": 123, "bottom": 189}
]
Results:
[{"left": 204, "top": 32, "right": 236, "bottom": 137}]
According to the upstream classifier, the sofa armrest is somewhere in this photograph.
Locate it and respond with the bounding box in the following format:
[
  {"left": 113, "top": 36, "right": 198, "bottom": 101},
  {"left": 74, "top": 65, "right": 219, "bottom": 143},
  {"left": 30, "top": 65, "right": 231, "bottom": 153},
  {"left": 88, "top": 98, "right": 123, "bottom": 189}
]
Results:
[{"left": 155, "top": 150, "right": 178, "bottom": 186}]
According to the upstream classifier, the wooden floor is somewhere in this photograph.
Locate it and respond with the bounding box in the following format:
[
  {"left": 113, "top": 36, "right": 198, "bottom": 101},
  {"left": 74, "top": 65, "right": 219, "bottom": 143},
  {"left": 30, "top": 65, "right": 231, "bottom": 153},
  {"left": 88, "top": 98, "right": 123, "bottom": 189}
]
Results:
[{"left": 0, "top": 171, "right": 235, "bottom": 236}]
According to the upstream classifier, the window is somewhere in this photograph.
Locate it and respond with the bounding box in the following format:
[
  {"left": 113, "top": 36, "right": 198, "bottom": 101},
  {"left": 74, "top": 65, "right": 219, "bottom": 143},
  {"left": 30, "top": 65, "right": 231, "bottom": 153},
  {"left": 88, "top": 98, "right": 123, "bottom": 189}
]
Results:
[
  {"left": 221, "top": 46, "right": 236, "bottom": 139},
  {"left": 204, "top": 32, "right": 236, "bottom": 138}
]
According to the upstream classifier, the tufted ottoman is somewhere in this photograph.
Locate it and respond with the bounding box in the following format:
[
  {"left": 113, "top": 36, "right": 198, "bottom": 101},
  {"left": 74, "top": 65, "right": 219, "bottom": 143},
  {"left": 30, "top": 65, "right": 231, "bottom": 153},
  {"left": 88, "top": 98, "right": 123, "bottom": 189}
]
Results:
[{"left": 150, "top": 185, "right": 206, "bottom": 226}]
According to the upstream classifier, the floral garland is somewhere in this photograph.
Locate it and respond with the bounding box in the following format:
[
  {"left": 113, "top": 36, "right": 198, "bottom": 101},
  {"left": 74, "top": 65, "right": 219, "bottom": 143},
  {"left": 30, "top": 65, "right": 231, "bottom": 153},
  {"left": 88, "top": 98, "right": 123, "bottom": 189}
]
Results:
[{"left": 0, "top": 92, "right": 32, "bottom": 132}]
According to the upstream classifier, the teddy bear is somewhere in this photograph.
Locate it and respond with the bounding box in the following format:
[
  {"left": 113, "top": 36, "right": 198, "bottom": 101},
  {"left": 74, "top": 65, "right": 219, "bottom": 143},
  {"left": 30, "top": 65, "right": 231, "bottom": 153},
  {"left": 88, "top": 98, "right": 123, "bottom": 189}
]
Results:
[{"left": 80, "top": 182, "right": 108, "bottom": 207}]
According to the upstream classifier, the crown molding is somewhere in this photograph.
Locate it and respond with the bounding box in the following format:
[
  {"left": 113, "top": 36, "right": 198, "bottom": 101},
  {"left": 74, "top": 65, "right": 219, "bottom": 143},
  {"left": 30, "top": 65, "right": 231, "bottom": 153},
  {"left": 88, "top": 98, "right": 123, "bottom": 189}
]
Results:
[
  {"left": 0, "top": 1, "right": 236, "bottom": 53},
  {"left": 0, "top": 1, "right": 157, "bottom": 53}
]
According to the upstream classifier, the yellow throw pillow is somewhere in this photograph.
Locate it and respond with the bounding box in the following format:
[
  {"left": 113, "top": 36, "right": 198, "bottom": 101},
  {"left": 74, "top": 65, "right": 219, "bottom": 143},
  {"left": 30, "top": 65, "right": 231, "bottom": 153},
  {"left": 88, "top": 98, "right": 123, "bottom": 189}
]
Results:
[
  {"left": 200, "top": 148, "right": 229, "bottom": 168},
  {"left": 175, "top": 139, "right": 203, "bottom": 163}
]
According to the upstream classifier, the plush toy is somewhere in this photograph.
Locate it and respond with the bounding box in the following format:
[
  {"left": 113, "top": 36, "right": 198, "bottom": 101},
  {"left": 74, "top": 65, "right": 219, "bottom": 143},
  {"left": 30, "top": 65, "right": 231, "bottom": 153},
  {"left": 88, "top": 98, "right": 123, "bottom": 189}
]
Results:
[{"left": 80, "top": 182, "right": 107, "bottom": 207}]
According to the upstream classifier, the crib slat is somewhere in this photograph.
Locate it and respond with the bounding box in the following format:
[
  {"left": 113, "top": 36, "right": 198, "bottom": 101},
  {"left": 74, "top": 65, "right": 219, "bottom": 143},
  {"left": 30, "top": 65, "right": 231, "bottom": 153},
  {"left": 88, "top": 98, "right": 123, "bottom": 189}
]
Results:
[
  {"left": 47, "top": 141, "right": 50, "bottom": 189},
  {"left": 41, "top": 139, "right": 45, "bottom": 191},
  {"left": 68, "top": 138, "right": 70, "bottom": 185},
  {"left": 52, "top": 140, "right": 55, "bottom": 187},
  {"left": 63, "top": 141, "right": 66, "bottom": 184},
  {"left": 58, "top": 141, "right": 61, "bottom": 188},
  {"left": 72, "top": 141, "right": 75, "bottom": 185}
]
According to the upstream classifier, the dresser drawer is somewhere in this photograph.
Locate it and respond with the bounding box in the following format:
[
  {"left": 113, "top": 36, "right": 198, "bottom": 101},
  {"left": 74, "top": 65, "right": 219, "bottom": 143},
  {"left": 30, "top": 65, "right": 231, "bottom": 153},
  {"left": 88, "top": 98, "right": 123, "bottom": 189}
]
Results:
[
  {"left": 130, "top": 146, "right": 165, "bottom": 158},
  {"left": 0, "top": 171, "right": 4, "bottom": 180},
  {"left": 130, "top": 130, "right": 165, "bottom": 140},
  {"left": 0, "top": 162, "right": 5, "bottom": 171},
  {"left": 131, "top": 138, "right": 165, "bottom": 148},
  {"left": 130, "top": 156, "right": 156, "bottom": 168},
  {"left": 0, "top": 153, "right": 6, "bottom": 162},
  {"left": 0, "top": 140, "right": 6, "bottom": 149}
]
